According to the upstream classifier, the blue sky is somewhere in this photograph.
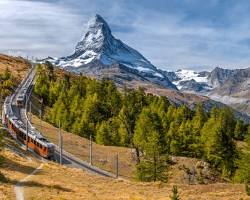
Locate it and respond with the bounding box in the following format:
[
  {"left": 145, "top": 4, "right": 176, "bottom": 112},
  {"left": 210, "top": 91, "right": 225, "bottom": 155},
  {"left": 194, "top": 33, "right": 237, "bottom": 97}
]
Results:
[{"left": 1, "top": 0, "right": 250, "bottom": 70}]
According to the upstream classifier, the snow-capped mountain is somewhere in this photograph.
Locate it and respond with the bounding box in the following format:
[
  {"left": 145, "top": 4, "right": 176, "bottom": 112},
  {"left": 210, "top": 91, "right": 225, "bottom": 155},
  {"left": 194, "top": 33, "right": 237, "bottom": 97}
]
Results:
[
  {"left": 45, "top": 14, "right": 249, "bottom": 116},
  {"left": 171, "top": 69, "right": 212, "bottom": 93},
  {"left": 49, "top": 14, "right": 176, "bottom": 89},
  {"left": 170, "top": 68, "right": 250, "bottom": 115}
]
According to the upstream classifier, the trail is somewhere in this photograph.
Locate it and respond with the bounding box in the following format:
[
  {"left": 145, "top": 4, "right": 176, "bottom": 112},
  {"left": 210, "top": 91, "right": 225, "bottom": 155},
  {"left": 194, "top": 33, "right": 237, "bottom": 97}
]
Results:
[{"left": 14, "top": 163, "right": 44, "bottom": 200}]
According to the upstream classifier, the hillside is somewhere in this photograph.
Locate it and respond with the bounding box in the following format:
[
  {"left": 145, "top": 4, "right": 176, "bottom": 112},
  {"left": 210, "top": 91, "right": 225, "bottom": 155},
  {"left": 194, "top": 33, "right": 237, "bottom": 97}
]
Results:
[
  {"left": 0, "top": 54, "right": 31, "bottom": 80},
  {"left": 0, "top": 131, "right": 248, "bottom": 200}
]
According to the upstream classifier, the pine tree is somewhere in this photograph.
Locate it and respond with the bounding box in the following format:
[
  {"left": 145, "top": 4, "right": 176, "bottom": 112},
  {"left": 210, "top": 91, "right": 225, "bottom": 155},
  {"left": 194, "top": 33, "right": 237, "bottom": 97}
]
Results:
[
  {"left": 171, "top": 185, "right": 180, "bottom": 200},
  {"left": 134, "top": 108, "right": 168, "bottom": 182},
  {"left": 96, "top": 118, "right": 120, "bottom": 145},
  {"left": 96, "top": 121, "right": 111, "bottom": 145},
  {"left": 192, "top": 104, "right": 207, "bottom": 135},
  {"left": 201, "top": 108, "right": 237, "bottom": 177},
  {"left": 166, "top": 121, "right": 180, "bottom": 155},
  {"left": 234, "top": 120, "right": 245, "bottom": 140},
  {"left": 235, "top": 125, "right": 250, "bottom": 183}
]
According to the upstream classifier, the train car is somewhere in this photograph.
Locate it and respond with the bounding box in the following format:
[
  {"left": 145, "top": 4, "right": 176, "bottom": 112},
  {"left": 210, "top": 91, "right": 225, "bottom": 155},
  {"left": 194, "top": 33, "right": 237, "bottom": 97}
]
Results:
[
  {"left": 27, "top": 130, "right": 55, "bottom": 159},
  {"left": 16, "top": 95, "right": 25, "bottom": 107},
  {"left": 3, "top": 97, "right": 55, "bottom": 159}
]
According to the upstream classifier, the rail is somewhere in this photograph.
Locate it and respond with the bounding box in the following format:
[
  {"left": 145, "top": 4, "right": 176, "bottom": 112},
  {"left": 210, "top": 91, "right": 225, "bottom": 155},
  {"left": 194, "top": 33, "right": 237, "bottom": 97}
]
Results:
[{"left": 4, "top": 62, "right": 115, "bottom": 178}]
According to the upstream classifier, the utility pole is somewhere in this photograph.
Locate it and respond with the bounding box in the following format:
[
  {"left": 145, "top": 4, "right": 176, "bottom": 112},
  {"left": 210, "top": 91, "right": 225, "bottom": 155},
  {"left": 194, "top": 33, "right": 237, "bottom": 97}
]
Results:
[
  {"left": 26, "top": 120, "right": 29, "bottom": 151},
  {"left": 29, "top": 101, "right": 32, "bottom": 123},
  {"left": 116, "top": 153, "right": 119, "bottom": 179},
  {"left": 89, "top": 134, "right": 93, "bottom": 165},
  {"left": 58, "top": 121, "right": 63, "bottom": 165},
  {"left": 40, "top": 97, "right": 43, "bottom": 131},
  {"left": 39, "top": 109, "right": 42, "bottom": 131},
  {"left": 0, "top": 91, "right": 2, "bottom": 124}
]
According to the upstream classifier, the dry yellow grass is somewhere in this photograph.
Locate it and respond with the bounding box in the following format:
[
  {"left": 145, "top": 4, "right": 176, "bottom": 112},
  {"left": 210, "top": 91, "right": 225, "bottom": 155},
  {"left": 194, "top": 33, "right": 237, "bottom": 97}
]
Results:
[
  {"left": 0, "top": 54, "right": 31, "bottom": 80},
  {"left": 0, "top": 148, "right": 40, "bottom": 199},
  {"left": 0, "top": 147, "right": 249, "bottom": 200},
  {"left": 24, "top": 161, "right": 249, "bottom": 200},
  {"left": 0, "top": 130, "right": 249, "bottom": 200},
  {"left": 30, "top": 114, "right": 137, "bottom": 179}
]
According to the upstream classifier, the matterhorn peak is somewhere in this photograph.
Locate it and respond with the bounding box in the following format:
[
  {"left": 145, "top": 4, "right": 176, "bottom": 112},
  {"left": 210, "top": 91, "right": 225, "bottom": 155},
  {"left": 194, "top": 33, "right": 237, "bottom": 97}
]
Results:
[
  {"left": 49, "top": 14, "right": 178, "bottom": 90},
  {"left": 74, "top": 14, "right": 113, "bottom": 56},
  {"left": 53, "top": 14, "right": 158, "bottom": 70},
  {"left": 87, "top": 14, "right": 111, "bottom": 35}
]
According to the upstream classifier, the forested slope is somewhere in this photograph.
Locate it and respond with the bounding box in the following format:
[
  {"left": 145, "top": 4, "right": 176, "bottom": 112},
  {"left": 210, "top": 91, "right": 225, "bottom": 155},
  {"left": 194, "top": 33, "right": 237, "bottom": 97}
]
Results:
[{"left": 34, "top": 63, "right": 250, "bottom": 183}]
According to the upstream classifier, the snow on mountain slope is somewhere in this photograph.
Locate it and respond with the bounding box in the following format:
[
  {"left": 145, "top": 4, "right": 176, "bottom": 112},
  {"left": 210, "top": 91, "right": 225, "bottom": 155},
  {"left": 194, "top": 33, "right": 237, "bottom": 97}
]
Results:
[
  {"left": 53, "top": 14, "right": 158, "bottom": 75},
  {"left": 173, "top": 69, "right": 211, "bottom": 91},
  {"left": 170, "top": 67, "right": 250, "bottom": 116},
  {"left": 175, "top": 69, "right": 208, "bottom": 83},
  {"left": 48, "top": 14, "right": 176, "bottom": 89}
]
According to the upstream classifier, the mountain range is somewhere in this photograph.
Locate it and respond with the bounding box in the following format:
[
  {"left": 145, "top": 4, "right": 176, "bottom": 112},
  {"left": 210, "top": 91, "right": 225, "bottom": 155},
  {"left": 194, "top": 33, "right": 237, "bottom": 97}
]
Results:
[
  {"left": 46, "top": 14, "right": 250, "bottom": 118},
  {"left": 171, "top": 67, "right": 250, "bottom": 115}
]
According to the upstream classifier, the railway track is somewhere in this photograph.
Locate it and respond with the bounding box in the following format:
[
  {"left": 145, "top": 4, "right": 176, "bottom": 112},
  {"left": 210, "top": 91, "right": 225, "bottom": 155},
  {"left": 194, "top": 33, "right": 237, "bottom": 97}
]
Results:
[{"left": 3, "top": 63, "right": 115, "bottom": 178}]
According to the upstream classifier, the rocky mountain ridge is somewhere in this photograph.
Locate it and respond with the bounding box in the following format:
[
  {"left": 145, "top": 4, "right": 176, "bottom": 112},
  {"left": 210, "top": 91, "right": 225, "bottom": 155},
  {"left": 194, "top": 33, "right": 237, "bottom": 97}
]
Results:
[
  {"left": 170, "top": 67, "right": 250, "bottom": 115},
  {"left": 48, "top": 14, "right": 176, "bottom": 90}
]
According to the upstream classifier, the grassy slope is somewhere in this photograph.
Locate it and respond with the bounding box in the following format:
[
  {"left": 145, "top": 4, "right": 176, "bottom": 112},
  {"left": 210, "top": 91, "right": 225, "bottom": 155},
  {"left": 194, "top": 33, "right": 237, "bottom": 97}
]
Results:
[
  {"left": 0, "top": 144, "right": 248, "bottom": 200},
  {"left": 0, "top": 55, "right": 248, "bottom": 199},
  {"left": 0, "top": 54, "right": 31, "bottom": 80},
  {"left": 27, "top": 115, "right": 250, "bottom": 199},
  {"left": 30, "top": 114, "right": 137, "bottom": 179},
  {"left": 0, "top": 54, "right": 30, "bottom": 110},
  {"left": 0, "top": 131, "right": 41, "bottom": 200}
]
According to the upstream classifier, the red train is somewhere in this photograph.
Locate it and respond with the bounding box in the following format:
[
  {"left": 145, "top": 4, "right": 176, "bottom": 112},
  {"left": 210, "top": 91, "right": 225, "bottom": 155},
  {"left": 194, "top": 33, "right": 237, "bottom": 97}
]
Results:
[{"left": 2, "top": 96, "right": 55, "bottom": 159}]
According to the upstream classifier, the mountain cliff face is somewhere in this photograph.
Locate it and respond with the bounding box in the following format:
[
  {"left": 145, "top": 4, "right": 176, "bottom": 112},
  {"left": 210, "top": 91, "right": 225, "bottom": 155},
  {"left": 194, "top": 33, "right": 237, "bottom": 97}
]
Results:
[
  {"left": 49, "top": 14, "right": 176, "bottom": 90},
  {"left": 207, "top": 67, "right": 235, "bottom": 87},
  {"left": 208, "top": 67, "right": 250, "bottom": 115}
]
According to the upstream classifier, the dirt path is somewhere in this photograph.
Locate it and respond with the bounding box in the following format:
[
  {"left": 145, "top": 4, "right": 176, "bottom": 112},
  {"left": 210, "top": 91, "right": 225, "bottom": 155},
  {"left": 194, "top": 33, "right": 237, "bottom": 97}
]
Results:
[{"left": 14, "top": 163, "right": 44, "bottom": 200}]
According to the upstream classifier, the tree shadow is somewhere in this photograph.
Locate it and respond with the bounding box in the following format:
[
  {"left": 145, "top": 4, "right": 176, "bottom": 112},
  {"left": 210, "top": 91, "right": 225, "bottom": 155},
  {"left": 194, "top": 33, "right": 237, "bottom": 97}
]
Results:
[
  {"left": 0, "top": 171, "right": 8, "bottom": 183},
  {"left": 17, "top": 180, "right": 73, "bottom": 192},
  {"left": 0, "top": 156, "right": 38, "bottom": 175},
  {"left": 1, "top": 178, "right": 72, "bottom": 192}
]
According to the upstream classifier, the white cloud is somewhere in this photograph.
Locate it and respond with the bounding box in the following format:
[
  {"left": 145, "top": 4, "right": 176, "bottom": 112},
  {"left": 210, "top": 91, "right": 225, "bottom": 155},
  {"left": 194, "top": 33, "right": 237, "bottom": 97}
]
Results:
[
  {"left": 0, "top": 0, "right": 85, "bottom": 58},
  {"left": 0, "top": 0, "right": 250, "bottom": 70}
]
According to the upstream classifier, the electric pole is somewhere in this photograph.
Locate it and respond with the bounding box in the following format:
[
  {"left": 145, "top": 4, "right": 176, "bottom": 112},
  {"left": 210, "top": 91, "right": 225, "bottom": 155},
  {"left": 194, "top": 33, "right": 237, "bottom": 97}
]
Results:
[
  {"left": 89, "top": 134, "right": 93, "bottom": 165},
  {"left": 40, "top": 97, "right": 43, "bottom": 131},
  {"left": 29, "top": 101, "right": 32, "bottom": 123},
  {"left": 0, "top": 91, "right": 2, "bottom": 124},
  {"left": 39, "top": 109, "right": 42, "bottom": 131},
  {"left": 58, "top": 121, "right": 63, "bottom": 165},
  {"left": 116, "top": 153, "right": 119, "bottom": 179},
  {"left": 26, "top": 120, "right": 29, "bottom": 151}
]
